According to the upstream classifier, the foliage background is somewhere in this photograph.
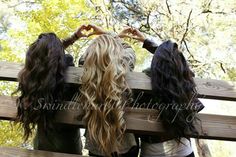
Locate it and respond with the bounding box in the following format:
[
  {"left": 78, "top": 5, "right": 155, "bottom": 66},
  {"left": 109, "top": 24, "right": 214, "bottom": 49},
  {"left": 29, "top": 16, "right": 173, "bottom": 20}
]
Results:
[{"left": 0, "top": 0, "right": 236, "bottom": 156}]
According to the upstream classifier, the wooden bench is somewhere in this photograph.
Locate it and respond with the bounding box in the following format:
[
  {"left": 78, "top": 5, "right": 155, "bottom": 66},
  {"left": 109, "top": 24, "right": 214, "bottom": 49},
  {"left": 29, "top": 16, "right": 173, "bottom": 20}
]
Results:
[
  {"left": 0, "top": 147, "right": 88, "bottom": 157},
  {"left": 0, "top": 61, "right": 236, "bottom": 156}
]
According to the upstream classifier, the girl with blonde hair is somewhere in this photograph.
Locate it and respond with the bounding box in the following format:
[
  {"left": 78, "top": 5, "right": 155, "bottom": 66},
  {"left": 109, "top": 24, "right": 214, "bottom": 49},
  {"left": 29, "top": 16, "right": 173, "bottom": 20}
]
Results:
[{"left": 78, "top": 29, "right": 138, "bottom": 156}]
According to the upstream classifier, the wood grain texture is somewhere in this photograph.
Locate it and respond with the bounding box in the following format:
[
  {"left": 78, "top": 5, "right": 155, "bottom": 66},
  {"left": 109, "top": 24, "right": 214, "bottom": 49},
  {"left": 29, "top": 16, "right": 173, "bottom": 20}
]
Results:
[
  {"left": 0, "top": 96, "right": 16, "bottom": 120},
  {"left": 0, "top": 147, "right": 87, "bottom": 157},
  {"left": 1, "top": 96, "right": 236, "bottom": 141},
  {"left": 0, "top": 61, "right": 236, "bottom": 101},
  {"left": 0, "top": 61, "right": 23, "bottom": 81}
]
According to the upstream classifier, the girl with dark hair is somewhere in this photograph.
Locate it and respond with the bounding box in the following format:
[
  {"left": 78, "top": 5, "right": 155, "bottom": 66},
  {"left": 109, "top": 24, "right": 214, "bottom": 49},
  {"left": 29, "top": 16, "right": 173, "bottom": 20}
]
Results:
[
  {"left": 13, "top": 26, "right": 87, "bottom": 154},
  {"left": 119, "top": 28, "right": 204, "bottom": 157}
]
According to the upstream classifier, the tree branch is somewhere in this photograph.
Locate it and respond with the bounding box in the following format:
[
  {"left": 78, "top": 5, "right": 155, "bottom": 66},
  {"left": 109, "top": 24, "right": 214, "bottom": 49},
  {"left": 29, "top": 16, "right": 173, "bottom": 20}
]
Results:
[
  {"left": 180, "top": 10, "right": 192, "bottom": 44},
  {"left": 202, "top": 10, "right": 227, "bottom": 15},
  {"left": 114, "top": 0, "right": 142, "bottom": 15},
  {"left": 145, "top": 11, "right": 163, "bottom": 39},
  {"left": 215, "top": 61, "right": 226, "bottom": 73},
  {"left": 183, "top": 39, "right": 194, "bottom": 59},
  {"left": 166, "top": 0, "right": 171, "bottom": 14}
]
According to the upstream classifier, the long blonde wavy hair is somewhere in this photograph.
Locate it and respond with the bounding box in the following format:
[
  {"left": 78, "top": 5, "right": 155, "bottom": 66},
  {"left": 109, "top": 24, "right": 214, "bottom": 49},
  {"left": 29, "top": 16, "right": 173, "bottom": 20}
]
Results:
[{"left": 79, "top": 34, "right": 131, "bottom": 156}]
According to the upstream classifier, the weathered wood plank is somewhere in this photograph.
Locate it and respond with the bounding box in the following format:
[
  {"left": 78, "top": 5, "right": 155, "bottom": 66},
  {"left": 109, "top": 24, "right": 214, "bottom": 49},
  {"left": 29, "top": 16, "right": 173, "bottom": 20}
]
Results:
[
  {"left": 0, "top": 147, "right": 88, "bottom": 157},
  {"left": 0, "top": 61, "right": 23, "bottom": 81},
  {"left": 194, "top": 78, "right": 236, "bottom": 101},
  {"left": 0, "top": 61, "right": 236, "bottom": 101},
  {"left": 1, "top": 96, "right": 236, "bottom": 141},
  {"left": 0, "top": 96, "right": 17, "bottom": 120}
]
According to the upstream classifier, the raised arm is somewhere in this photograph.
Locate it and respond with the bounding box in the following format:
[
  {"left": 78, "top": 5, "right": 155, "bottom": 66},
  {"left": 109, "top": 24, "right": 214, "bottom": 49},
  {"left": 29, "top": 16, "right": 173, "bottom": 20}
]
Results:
[
  {"left": 62, "top": 25, "right": 88, "bottom": 49},
  {"left": 142, "top": 38, "right": 158, "bottom": 54},
  {"left": 118, "top": 28, "right": 158, "bottom": 54}
]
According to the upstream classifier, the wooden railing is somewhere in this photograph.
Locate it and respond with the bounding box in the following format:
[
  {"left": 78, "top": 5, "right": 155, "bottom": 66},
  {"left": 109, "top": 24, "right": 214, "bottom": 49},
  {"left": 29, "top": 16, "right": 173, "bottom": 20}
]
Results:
[
  {"left": 1, "top": 61, "right": 236, "bottom": 101},
  {"left": 0, "top": 61, "right": 236, "bottom": 156}
]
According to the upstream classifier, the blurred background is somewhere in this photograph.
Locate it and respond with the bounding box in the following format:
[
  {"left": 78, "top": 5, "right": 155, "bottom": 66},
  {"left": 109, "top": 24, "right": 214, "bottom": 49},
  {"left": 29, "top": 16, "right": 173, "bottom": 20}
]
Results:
[{"left": 0, "top": 0, "right": 236, "bottom": 156}]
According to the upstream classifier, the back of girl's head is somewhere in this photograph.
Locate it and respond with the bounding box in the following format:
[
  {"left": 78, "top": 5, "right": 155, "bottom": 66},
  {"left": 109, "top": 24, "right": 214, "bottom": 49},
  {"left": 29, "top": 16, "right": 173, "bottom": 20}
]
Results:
[
  {"left": 78, "top": 35, "right": 136, "bottom": 72},
  {"left": 14, "top": 33, "right": 66, "bottom": 140},
  {"left": 79, "top": 34, "right": 131, "bottom": 156},
  {"left": 151, "top": 40, "right": 198, "bottom": 138}
]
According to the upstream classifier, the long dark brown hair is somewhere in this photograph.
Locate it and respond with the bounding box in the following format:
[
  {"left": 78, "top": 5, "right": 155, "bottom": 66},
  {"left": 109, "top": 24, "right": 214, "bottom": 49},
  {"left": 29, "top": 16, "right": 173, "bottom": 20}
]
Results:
[
  {"left": 151, "top": 40, "right": 199, "bottom": 139},
  {"left": 13, "top": 33, "right": 66, "bottom": 140}
]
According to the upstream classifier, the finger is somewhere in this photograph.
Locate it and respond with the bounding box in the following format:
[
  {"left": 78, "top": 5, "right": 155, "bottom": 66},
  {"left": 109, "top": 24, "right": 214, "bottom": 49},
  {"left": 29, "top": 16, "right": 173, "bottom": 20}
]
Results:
[
  {"left": 123, "top": 34, "right": 133, "bottom": 38},
  {"left": 122, "top": 33, "right": 138, "bottom": 39},
  {"left": 87, "top": 24, "right": 94, "bottom": 28},
  {"left": 80, "top": 33, "right": 88, "bottom": 37},
  {"left": 77, "top": 26, "right": 87, "bottom": 34},
  {"left": 132, "top": 28, "right": 138, "bottom": 34},
  {"left": 120, "top": 34, "right": 134, "bottom": 39},
  {"left": 132, "top": 36, "right": 139, "bottom": 40},
  {"left": 81, "top": 24, "right": 87, "bottom": 28},
  {"left": 78, "top": 25, "right": 87, "bottom": 31},
  {"left": 123, "top": 27, "right": 133, "bottom": 33},
  {"left": 122, "top": 27, "right": 131, "bottom": 30},
  {"left": 86, "top": 24, "right": 92, "bottom": 30},
  {"left": 132, "top": 37, "right": 143, "bottom": 41},
  {"left": 126, "top": 28, "right": 133, "bottom": 34},
  {"left": 88, "top": 32, "right": 96, "bottom": 37},
  {"left": 87, "top": 24, "right": 96, "bottom": 30}
]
